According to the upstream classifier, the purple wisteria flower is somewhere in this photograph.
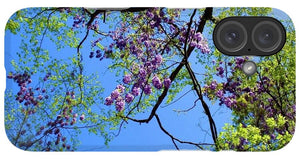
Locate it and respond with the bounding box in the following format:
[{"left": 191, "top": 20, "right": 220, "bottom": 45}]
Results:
[
  {"left": 80, "top": 114, "right": 85, "bottom": 121},
  {"left": 216, "top": 66, "right": 224, "bottom": 77},
  {"left": 105, "top": 96, "right": 113, "bottom": 106},
  {"left": 235, "top": 57, "right": 245, "bottom": 69},
  {"left": 154, "top": 54, "right": 163, "bottom": 66},
  {"left": 187, "top": 32, "right": 210, "bottom": 53},
  {"left": 146, "top": 10, "right": 155, "bottom": 19},
  {"left": 190, "top": 40, "right": 198, "bottom": 47},
  {"left": 292, "top": 104, "right": 296, "bottom": 112},
  {"left": 209, "top": 81, "right": 218, "bottom": 90},
  {"left": 270, "top": 134, "right": 276, "bottom": 140},
  {"left": 131, "top": 86, "right": 141, "bottom": 96},
  {"left": 163, "top": 78, "right": 172, "bottom": 88},
  {"left": 116, "top": 84, "right": 125, "bottom": 93},
  {"left": 138, "top": 68, "right": 147, "bottom": 78},
  {"left": 123, "top": 74, "right": 132, "bottom": 84},
  {"left": 198, "top": 39, "right": 210, "bottom": 54},
  {"left": 144, "top": 40, "right": 151, "bottom": 48},
  {"left": 125, "top": 93, "right": 134, "bottom": 103},
  {"left": 194, "top": 32, "right": 203, "bottom": 41},
  {"left": 116, "top": 100, "right": 125, "bottom": 112},
  {"left": 111, "top": 89, "right": 120, "bottom": 99},
  {"left": 224, "top": 97, "right": 233, "bottom": 108},
  {"left": 216, "top": 90, "right": 224, "bottom": 98},
  {"left": 144, "top": 84, "right": 152, "bottom": 95},
  {"left": 152, "top": 75, "right": 163, "bottom": 89}
]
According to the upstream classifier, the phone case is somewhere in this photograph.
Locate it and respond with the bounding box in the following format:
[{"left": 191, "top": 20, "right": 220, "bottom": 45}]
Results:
[{"left": 4, "top": 7, "right": 295, "bottom": 151}]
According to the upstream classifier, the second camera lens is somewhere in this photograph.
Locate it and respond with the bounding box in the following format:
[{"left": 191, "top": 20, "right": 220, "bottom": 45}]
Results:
[{"left": 252, "top": 20, "right": 285, "bottom": 52}]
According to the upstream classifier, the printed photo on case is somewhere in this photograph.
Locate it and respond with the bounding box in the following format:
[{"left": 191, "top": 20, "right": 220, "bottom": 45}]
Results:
[{"left": 4, "top": 7, "right": 295, "bottom": 151}]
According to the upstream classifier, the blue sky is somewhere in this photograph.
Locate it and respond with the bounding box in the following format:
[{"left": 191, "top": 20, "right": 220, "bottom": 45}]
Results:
[
  {"left": 74, "top": 9, "right": 232, "bottom": 151},
  {"left": 4, "top": 7, "right": 290, "bottom": 151}
]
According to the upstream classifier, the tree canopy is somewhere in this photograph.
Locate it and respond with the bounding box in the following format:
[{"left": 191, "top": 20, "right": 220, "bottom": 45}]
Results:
[{"left": 5, "top": 7, "right": 295, "bottom": 151}]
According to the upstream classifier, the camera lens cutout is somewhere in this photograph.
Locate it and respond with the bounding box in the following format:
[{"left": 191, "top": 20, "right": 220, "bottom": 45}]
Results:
[
  {"left": 215, "top": 21, "right": 247, "bottom": 53},
  {"left": 213, "top": 17, "right": 286, "bottom": 56},
  {"left": 252, "top": 20, "right": 285, "bottom": 52}
]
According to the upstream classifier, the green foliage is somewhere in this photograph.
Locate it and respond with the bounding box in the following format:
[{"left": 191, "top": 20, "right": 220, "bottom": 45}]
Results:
[
  {"left": 4, "top": 7, "right": 117, "bottom": 151},
  {"left": 217, "top": 119, "right": 292, "bottom": 151},
  {"left": 6, "top": 19, "right": 20, "bottom": 34},
  {"left": 215, "top": 24, "right": 295, "bottom": 151},
  {"left": 4, "top": 7, "right": 295, "bottom": 151}
]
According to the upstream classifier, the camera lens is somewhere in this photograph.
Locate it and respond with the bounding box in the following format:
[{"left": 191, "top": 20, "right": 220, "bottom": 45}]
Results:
[
  {"left": 216, "top": 21, "right": 247, "bottom": 52},
  {"left": 252, "top": 21, "right": 285, "bottom": 52}
]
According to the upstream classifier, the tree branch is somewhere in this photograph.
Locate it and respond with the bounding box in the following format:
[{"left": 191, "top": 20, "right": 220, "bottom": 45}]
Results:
[
  {"left": 154, "top": 114, "right": 209, "bottom": 150},
  {"left": 161, "top": 89, "right": 193, "bottom": 108},
  {"left": 257, "top": 70, "right": 284, "bottom": 115},
  {"left": 185, "top": 62, "right": 218, "bottom": 144},
  {"left": 123, "top": 7, "right": 214, "bottom": 124},
  {"left": 183, "top": 9, "right": 197, "bottom": 56},
  {"left": 174, "top": 98, "right": 200, "bottom": 113}
]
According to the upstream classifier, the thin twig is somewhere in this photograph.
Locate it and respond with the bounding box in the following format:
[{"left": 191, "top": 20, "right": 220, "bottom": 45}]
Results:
[
  {"left": 174, "top": 98, "right": 200, "bottom": 113},
  {"left": 161, "top": 89, "right": 193, "bottom": 108},
  {"left": 154, "top": 114, "right": 209, "bottom": 150}
]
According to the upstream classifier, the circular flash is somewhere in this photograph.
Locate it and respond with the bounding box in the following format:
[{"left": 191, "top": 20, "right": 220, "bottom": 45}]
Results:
[{"left": 242, "top": 61, "right": 257, "bottom": 76}]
